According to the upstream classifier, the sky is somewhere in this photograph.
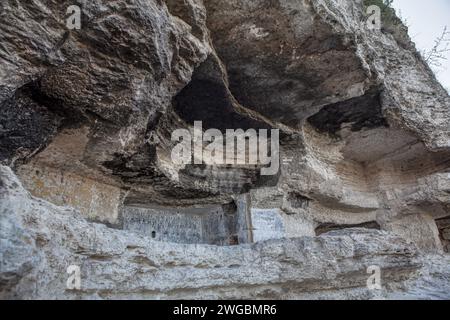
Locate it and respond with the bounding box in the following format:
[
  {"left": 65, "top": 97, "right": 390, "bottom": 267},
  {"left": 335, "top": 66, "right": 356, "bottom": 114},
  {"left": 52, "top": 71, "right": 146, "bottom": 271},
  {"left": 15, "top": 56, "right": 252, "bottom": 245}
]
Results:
[{"left": 392, "top": 0, "right": 450, "bottom": 91}]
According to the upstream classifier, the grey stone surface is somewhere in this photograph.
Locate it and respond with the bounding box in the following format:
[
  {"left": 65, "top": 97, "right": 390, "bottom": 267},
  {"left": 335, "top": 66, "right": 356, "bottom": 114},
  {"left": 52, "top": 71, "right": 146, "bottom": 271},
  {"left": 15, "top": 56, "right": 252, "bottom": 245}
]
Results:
[
  {"left": 0, "top": 166, "right": 423, "bottom": 299},
  {"left": 123, "top": 205, "right": 239, "bottom": 245},
  {"left": 386, "top": 254, "right": 450, "bottom": 300},
  {"left": 0, "top": 0, "right": 450, "bottom": 299}
]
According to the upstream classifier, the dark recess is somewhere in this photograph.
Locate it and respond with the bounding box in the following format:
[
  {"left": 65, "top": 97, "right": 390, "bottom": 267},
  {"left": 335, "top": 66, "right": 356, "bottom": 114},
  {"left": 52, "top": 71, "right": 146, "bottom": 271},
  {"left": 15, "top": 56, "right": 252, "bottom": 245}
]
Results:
[
  {"left": 173, "top": 78, "right": 271, "bottom": 132},
  {"left": 307, "top": 91, "right": 388, "bottom": 136},
  {"left": 315, "top": 221, "right": 381, "bottom": 236}
]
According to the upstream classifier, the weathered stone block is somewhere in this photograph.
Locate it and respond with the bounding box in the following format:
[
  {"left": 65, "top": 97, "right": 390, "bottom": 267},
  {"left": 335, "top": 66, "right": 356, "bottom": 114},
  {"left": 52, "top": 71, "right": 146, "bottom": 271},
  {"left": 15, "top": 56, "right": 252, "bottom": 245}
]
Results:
[
  {"left": 385, "top": 214, "right": 443, "bottom": 253},
  {"left": 251, "top": 208, "right": 286, "bottom": 242},
  {"left": 0, "top": 166, "right": 423, "bottom": 299},
  {"left": 17, "top": 164, "right": 123, "bottom": 225}
]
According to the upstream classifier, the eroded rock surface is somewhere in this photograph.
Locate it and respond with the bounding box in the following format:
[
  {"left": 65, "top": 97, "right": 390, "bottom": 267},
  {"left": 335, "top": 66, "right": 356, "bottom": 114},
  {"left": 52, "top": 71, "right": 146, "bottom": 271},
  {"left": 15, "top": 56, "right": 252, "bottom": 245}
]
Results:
[
  {"left": 0, "top": 166, "right": 421, "bottom": 299},
  {"left": 0, "top": 0, "right": 449, "bottom": 299}
]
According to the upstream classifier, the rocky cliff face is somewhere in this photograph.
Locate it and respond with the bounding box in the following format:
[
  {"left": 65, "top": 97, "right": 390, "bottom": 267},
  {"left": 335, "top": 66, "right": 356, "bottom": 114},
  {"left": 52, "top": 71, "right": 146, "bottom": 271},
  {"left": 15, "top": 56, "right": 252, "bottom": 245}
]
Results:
[{"left": 1, "top": 0, "right": 449, "bottom": 299}]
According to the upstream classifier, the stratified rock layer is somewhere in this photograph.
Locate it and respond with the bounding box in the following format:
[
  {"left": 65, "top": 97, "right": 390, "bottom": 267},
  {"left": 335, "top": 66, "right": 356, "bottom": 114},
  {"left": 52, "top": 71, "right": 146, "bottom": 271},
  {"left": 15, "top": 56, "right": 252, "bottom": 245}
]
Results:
[
  {"left": 0, "top": 0, "right": 449, "bottom": 299},
  {"left": 0, "top": 166, "right": 421, "bottom": 299}
]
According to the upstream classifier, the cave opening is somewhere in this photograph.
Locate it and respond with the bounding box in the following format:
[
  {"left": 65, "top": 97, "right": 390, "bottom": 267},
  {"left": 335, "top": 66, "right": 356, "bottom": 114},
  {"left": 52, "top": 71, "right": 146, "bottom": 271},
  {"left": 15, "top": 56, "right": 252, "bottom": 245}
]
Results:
[
  {"left": 307, "top": 91, "right": 388, "bottom": 137},
  {"left": 435, "top": 216, "right": 450, "bottom": 253}
]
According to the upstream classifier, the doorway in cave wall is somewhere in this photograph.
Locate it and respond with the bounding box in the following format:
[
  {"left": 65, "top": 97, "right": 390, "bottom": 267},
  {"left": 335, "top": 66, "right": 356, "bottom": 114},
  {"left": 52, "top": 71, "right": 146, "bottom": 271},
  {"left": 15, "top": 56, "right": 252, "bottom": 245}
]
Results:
[
  {"left": 435, "top": 217, "right": 450, "bottom": 253},
  {"left": 315, "top": 221, "right": 381, "bottom": 236}
]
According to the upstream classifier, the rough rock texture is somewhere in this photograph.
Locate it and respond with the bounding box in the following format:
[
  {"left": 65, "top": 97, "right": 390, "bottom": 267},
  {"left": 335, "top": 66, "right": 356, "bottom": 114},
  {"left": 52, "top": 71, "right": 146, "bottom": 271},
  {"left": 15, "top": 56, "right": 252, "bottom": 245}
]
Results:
[
  {"left": 436, "top": 217, "right": 450, "bottom": 253},
  {"left": 386, "top": 254, "right": 450, "bottom": 300},
  {"left": 1, "top": 0, "right": 450, "bottom": 299},
  {"left": 0, "top": 166, "right": 421, "bottom": 299}
]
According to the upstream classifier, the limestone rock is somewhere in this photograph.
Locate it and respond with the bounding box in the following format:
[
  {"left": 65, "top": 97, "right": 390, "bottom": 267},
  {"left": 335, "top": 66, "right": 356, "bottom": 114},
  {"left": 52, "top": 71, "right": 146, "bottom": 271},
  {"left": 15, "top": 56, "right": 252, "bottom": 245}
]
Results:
[
  {"left": 1, "top": 0, "right": 211, "bottom": 195},
  {"left": 0, "top": 0, "right": 449, "bottom": 299}
]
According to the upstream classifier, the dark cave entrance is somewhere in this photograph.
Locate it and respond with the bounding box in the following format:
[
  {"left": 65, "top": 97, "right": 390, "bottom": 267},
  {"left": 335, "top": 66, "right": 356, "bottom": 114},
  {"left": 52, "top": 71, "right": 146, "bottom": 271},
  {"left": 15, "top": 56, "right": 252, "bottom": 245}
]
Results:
[
  {"left": 172, "top": 57, "right": 271, "bottom": 133},
  {"left": 315, "top": 221, "right": 381, "bottom": 236},
  {"left": 307, "top": 91, "right": 388, "bottom": 137}
]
